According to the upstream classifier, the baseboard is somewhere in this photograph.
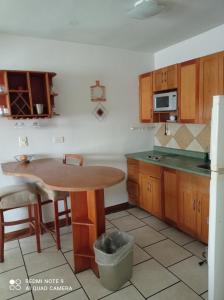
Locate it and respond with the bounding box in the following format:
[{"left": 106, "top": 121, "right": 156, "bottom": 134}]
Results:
[{"left": 5, "top": 202, "right": 132, "bottom": 242}]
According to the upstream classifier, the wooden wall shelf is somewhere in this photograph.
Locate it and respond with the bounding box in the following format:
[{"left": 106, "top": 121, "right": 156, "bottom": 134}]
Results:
[{"left": 0, "top": 70, "right": 58, "bottom": 119}]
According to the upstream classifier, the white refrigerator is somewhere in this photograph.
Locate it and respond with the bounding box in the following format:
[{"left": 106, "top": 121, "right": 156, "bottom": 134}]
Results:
[{"left": 208, "top": 95, "right": 224, "bottom": 300}]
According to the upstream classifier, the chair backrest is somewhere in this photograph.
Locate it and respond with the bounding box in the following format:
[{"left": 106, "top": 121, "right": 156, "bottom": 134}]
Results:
[{"left": 63, "top": 154, "right": 84, "bottom": 166}]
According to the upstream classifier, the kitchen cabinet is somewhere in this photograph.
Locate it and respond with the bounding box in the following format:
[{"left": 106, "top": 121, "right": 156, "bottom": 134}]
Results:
[
  {"left": 178, "top": 171, "right": 210, "bottom": 243},
  {"left": 139, "top": 162, "right": 162, "bottom": 218},
  {"left": 163, "top": 168, "right": 178, "bottom": 224},
  {"left": 139, "top": 72, "right": 153, "bottom": 122},
  {"left": 0, "top": 70, "right": 57, "bottom": 119},
  {"left": 127, "top": 159, "right": 139, "bottom": 205},
  {"left": 153, "top": 64, "right": 178, "bottom": 92},
  {"left": 178, "top": 59, "right": 199, "bottom": 123},
  {"left": 199, "top": 52, "right": 222, "bottom": 123}
]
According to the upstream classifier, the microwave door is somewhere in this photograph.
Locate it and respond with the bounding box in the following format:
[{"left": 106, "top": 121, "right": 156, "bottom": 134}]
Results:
[{"left": 154, "top": 95, "right": 170, "bottom": 112}]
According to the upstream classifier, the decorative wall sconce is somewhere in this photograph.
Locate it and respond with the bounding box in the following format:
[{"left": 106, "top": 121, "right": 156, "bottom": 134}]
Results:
[{"left": 90, "top": 80, "right": 106, "bottom": 102}]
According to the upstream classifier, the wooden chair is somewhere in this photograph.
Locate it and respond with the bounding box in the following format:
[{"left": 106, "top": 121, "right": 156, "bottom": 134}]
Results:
[
  {"left": 36, "top": 154, "right": 84, "bottom": 250},
  {"left": 0, "top": 184, "right": 41, "bottom": 262}
]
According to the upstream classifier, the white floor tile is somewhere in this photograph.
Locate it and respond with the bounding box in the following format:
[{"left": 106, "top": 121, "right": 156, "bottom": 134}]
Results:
[
  {"left": 60, "top": 225, "right": 72, "bottom": 235},
  {"left": 143, "top": 216, "right": 170, "bottom": 231},
  {"left": 148, "top": 282, "right": 202, "bottom": 300},
  {"left": 131, "top": 259, "right": 178, "bottom": 298},
  {"left": 110, "top": 215, "right": 145, "bottom": 232},
  {"left": 77, "top": 269, "right": 130, "bottom": 300},
  {"left": 24, "top": 246, "right": 66, "bottom": 276},
  {"left": 19, "top": 233, "right": 55, "bottom": 254},
  {"left": 0, "top": 266, "right": 29, "bottom": 300},
  {"left": 106, "top": 220, "right": 114, "bottom": 229},
  {"left": 0, "top": 247, "right": 24, "bottom": 274},
  {"left": 133, "top": 244, "right": 151, "bottom": 265},
  {"left": 106, "top": 211, "right": 129, "bottom": 221},
  {"left": 57, "top": 289, "right": 88, "bottom": 300},
  {"left": 184, "top": 241, "right": 207, "bottom": 260},
  {"left": 145, "top": 239, "right": 192, "bottom": 267},
  {"left": 30, "top": 264, "right": 80, "bottom": 300},
  {"left": 129, "top": 226, "right": 166, "bottom": 247},
  {"left": 103, "top": 285, "right": 145, "bottom": 300},
  {"left": 60, "top": 233, "right": 73, "bottom": 253},
  {"left": 201, "top": 291, "right": 208, "bottom": 299},
  {"left": 5, "top": 239, "right": 19, "bottom": 251},
  {"left": 160, "top": 228, "right": 194, "bottom": 246},
  {"left": 13, "top": 292, "right": 33, "bottom": 300},
  {"left": 169, "top": 256, "right": 208, "bottom": 294},
  {"left": 64, "top": 251, "right": 74, "bottom": 270},
  {"left": 127, "top": 207, "right": 151, "bottom": 219}
]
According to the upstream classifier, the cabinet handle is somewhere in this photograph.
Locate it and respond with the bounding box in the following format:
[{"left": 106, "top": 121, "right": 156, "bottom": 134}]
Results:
[
  {"left": 148, "top": 182, "right": 152, "bottom": 192},
  {"left": 193, "top": 199, "right": 196, "bottom": 211},
  {"left": 197, "top": 199, "right": 201, "bottom": 213}
]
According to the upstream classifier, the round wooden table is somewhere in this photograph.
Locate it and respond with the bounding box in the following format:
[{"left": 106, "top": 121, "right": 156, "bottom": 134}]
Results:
[{"left": 1, "top": 158, "right": 125, "bottom": 276}]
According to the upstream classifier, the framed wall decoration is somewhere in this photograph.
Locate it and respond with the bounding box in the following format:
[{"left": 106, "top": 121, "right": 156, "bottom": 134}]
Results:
[{"left": 90, "top": 80, "right": 106, "bottom": 102}]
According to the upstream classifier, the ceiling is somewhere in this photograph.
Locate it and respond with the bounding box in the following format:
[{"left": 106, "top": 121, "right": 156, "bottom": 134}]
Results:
[{"left": 0, "top": 0, "right": 224, "bottom": 53}]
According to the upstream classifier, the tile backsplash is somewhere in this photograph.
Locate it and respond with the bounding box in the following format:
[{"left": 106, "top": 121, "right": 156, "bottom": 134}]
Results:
[{"left": 154, "top": 123, "right": 210, "bottom": 152}]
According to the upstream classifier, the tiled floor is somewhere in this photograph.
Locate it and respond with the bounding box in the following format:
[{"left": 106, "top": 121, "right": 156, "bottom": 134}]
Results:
[{"left": 1, "top": 207, "right": 208, "bottom": 300}]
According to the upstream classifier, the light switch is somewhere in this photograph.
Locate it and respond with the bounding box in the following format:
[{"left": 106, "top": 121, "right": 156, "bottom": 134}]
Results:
[
  {"left": 53, "top": 136, "right": 64, "bottom": 144},
  {"left": 19, "top": 136, "right": 28, "bottom": 147}
]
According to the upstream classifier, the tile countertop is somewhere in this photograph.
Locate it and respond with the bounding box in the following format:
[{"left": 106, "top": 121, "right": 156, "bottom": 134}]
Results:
[{"left": 125, "top": 146, "right": 211, "bottom": 178}]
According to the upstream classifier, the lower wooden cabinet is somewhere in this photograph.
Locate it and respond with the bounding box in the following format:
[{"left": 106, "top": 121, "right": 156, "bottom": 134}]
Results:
[
  {"left": 139, "top": 162, "right": 162, "bottom": 218},
  {"left": 163, "top": 168, "right": 178, "bottom": 224},
  {"left": 178, "top": 171, "right": 210, "bottom": 243},
  {"left": 126, "top": 159, "right": 210, "bottom": 244}
]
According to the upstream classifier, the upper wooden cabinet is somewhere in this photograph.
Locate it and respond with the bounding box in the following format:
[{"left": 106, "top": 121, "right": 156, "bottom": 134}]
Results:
[
  {"left": 199, "top": 52, "right": 223, "bottom": 123},
  {"left": 153, "top": 64, "right": 178, "bottom": 92},
  {"left": 139, "top": 72, "right": 153, "bottom": 122},
  {"left": 178, "top": 59, "right": 199, "bottom": 123},
  {"left": 0, "top": 70, "right": 57, "bottom": 119}
]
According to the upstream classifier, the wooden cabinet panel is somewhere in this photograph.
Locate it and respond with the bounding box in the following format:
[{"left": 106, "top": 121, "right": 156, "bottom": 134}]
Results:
[
  {"left": 164, "top": 168, "right": 178, "bottom": 224},
  {"left": 178, "top": 171, "right": 210, "bottom": 243},
  {"left": 179, "top": 60, "right": 199, "bottom": 123},
  {"left": 151, "top": 177, "right": 162, "bottom": 218},
  {"left": 139, "top": 161, "right": 162, "bottom": 178},
  {"left": 199, "top": 53, "right": 220, "bottom": 123},
  {"left": 153, "top": 65, "right": 178, "bottom": 92},
  {"left": 139, "top": 172, "right": 162, "bottom": 217},
  {"left": 127, "top": 159, "right": 139, "bottom": 205},
  {"left": 139, "top": 73, "right": 153, "bottom": 122},
  {"left": 166, "top": 65, "right": 178, "bottom": 90}
]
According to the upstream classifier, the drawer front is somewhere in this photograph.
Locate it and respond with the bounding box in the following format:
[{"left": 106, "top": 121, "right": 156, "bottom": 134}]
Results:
[
  {"left": 139, "top": 161, "right": 162, "bottom": 178},
  {"left": 127, "top": 158, "right": 139, "bottom": 181}
]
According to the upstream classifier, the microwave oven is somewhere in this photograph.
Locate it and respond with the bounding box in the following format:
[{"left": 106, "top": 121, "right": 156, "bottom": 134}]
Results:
[{"left": 153, "top": 91, "right": 177, "bottom": 112}]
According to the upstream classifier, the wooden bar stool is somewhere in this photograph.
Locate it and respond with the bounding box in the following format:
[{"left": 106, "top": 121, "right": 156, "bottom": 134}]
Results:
[
  {"left": 0, "top": 184, "right": 41, "bottom": 262},
  {"left": 36, "top": 154, "right": 84, "bottom": 250}
]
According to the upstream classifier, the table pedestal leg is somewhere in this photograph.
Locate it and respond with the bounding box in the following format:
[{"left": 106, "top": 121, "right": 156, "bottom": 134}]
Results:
[{"left": 70, "top": 189, "right": 105, "bottom": 277}]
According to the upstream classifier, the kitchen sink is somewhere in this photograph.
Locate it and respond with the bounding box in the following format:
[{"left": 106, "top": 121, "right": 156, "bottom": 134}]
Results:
[{"left": 197, "top": 163, "right": 211, "bottom": 170}]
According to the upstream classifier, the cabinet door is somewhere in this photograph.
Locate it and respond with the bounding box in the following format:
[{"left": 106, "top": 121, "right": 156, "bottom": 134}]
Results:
[
  {"left": 165, "top": 65, "right": 178, "bottom": 90},
  {"left": 164, "top": 168, "right": 177, "bottom": 224},
  {"left": 127, "top": 159, "right": 139, "bottom": 205},
  {"left": 139, "top": 73, "right": 153, "bottom": 122},
  {"left": 199, "top": 53, "right": 220, "bottom": 123},
  {"left": 179, "top": 60, "right": 199, "bottom": 123},
  {"left": 151, "top": 177, "right": 162, "bottom": 218},
  {"left": 178, "top": 172, "right": 197, "bottom": 234},
  {"left": 139, "top": 174, "right": 153, "bottom": 213},
  {"left": 153, "top": 69, "right": 165, "bottom": 92},
  {"left": 196, "top": 176, "right": 210, "bottom": 244}
]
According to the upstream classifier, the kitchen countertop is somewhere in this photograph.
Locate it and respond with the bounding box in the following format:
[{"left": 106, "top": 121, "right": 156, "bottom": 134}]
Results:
[{"left": 125, "top": 146, "right": 210, "bottom": 177}]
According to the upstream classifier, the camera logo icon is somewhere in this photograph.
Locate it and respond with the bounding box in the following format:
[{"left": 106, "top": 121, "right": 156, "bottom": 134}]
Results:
[{"left": 9, "top": 279, "right": 22, "bottom": 291}]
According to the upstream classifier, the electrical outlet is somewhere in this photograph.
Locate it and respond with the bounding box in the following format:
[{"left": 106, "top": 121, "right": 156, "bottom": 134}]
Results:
[
  {"left": 53, "top": 136, "right": 64, "bottom": 144},
  {"left": 19, "top": 136, "right": 28, "bottom": 147}
]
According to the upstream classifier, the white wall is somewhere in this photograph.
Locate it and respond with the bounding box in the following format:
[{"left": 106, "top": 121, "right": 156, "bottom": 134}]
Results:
[
  {"left": 154, "top": 24, "right": 224, "bottom": 68},
  {"left": 0, "top": 33, "right": 154, "bottom": 230}
]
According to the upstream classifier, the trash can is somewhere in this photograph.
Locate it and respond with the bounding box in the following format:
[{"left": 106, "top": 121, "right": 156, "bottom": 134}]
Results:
[{"left": 94, "top": 231, "right": 134, "bottom": 291}]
